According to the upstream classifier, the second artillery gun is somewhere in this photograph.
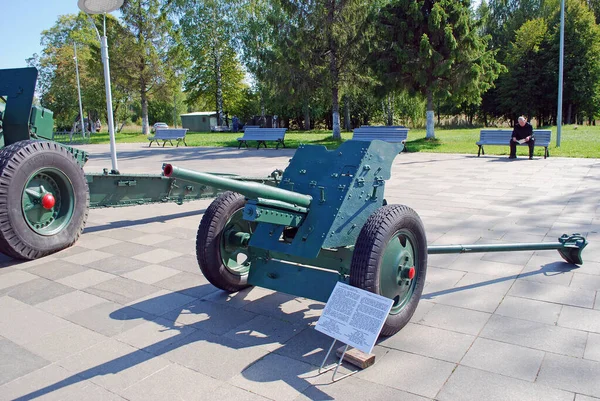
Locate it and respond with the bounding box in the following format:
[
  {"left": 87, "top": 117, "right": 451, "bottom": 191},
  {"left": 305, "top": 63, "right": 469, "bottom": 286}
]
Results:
[{"left": 164, "top": 140, "right": 588, "bottom": 336}]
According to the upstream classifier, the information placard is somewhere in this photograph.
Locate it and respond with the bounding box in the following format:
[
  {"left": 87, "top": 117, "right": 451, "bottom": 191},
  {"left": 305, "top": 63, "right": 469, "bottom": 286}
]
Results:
[{"left": 315, "top": 282, "right": 393, "bottom": 354}]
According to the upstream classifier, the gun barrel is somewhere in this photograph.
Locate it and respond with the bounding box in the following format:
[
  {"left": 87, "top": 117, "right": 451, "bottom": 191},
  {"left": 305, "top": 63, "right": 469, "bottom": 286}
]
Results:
[{"left": 163, "top": 164, "right": 312, "bottom": 208}]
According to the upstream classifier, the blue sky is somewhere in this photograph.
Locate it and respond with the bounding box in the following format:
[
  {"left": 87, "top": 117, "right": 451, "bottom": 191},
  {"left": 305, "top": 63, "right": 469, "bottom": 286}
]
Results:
[
  {"left": 1, "top": 0, "right": 483, "bottom": 70},
  {"left": 1, "top": 0, "right": 90, "bottom": 69}
]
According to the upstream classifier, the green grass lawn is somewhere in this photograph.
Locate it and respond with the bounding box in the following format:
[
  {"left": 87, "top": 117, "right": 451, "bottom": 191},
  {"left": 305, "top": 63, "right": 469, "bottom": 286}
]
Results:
[{"left": 68, "top": 124, "right": 600, "bottom": 158}]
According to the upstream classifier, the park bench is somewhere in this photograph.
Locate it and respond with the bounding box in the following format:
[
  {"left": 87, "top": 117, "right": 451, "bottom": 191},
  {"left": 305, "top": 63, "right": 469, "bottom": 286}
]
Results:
[
  {"left": 352, "top": 126, "right": 410, "bottom": 151},
  {"left": 148, "top": 128, "right": 188, "bottom": 147},
  {"left": 237, "top": 128, "right": 287, "bottom": 149},
  {"left": 243, "top": 125, "right": 261, "bottom": 131},
  {"left": 476, "top": 129, "right": 551, "bottom": 158}
]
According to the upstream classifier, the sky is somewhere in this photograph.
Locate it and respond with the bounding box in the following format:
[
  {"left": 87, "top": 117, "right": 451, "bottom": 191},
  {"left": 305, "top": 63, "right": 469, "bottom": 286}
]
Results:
[{"left": 0, "top": 0, "right": 484, "bottom": 71}]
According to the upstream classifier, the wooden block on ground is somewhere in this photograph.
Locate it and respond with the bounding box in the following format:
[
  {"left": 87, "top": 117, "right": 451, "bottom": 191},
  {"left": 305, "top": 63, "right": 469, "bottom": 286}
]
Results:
[{"left": 336, "top": 346, "right": 375, "bottom": 369}]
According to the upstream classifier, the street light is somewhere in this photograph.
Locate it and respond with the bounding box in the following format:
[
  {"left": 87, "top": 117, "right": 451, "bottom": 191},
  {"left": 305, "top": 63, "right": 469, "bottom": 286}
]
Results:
[
  {"left": 77, "top": 0, "right": 123, "bottom": 173},
  {"left": 556, "top": 0, "right": 565, "bottom": 147}
]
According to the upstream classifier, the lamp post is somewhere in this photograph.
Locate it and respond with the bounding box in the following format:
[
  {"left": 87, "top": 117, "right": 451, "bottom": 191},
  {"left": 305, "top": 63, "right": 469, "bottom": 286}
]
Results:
[
  {"left": 77, "top": 0, "right": 123, "bottom": 173},
  {"left": 556, "top": 0, "right": 565, "bottom": 147},
  {"left": 73, "top": 42, "right": 86, "bottom": 139}
]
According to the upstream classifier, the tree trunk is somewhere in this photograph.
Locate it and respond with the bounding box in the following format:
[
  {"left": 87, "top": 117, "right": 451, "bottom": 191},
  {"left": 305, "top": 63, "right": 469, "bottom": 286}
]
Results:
[
  {"left": 567, "top": 103, "right": 572, "bottom": 125},
  {"left": 386, "top": 93, "right": 394, "bottom": 126},
  {"left": 141, "top": 89, "right": 149, "bottom": 135},
  {"left": 303, "top": 103, "right": 311, "bottom": 131},
  {"left": 426, "top": 89, "right": 435, "bottom": 138},
  {"left": 327, "top": 1, "right": 341, "bottom": 139},
  {"left": 344, "top": 96, "right": 351, "bottom": 131}
]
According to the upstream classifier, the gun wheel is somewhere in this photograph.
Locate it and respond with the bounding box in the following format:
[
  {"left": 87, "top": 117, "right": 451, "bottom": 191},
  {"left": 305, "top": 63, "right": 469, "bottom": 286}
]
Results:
[
  {"left": 350, "top": 204, "right": 427, "bottom": 337},
  {"left": 0, "top": 140, "right": 89, "bottom": 260},
  {"left": 196, "top": 191, "right": 256, "bottom": 292}
]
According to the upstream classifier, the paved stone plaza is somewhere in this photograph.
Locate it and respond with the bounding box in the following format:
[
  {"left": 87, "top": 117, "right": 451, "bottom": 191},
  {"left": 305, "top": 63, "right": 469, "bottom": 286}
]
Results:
[{"left": 0, "top": 143, "right": 599, "bottom": 401}]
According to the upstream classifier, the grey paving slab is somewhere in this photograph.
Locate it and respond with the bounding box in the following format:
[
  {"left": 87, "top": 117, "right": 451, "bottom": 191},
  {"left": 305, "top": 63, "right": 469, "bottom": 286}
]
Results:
[
  {"left": 0, "top": 304, "right": 71, "bottom": 345},
  {"left": 96, "top": 240, "right": 155, "bottom": 257},
  {"left": 161, "top": 298, "right": 257, "bottom": 335},
  {"left": 73, "top": 234, "right": 122, "bottom": 250},
  {"left": 202, "top": 286, "right": 276, "bottom": 309},
  {"left": 126, "top": 289, "right": 196, "bottom": 317},
  {"left": 114, "top": 317, "right": 197, "bottom": 354},
  {"left": 241, "top": 292, "right": 324, "bottom": 325},
  {"left": 0, "top": 270, "right": 38, "bottom": 290},
  {"left": 65, "top": 301, "right": 156, "bottom": 337},
  {"left": 576, "top": 395, "right": 600, "bottom": 401},
  {"left": 119, "top": 363, "right": 223, "bottom": 401},
  {"left": 55, "top": 268, "right": 116, "bottom": 289},
  {"left": 0, "top": 295, "right": 29, "bottom": 312},
  {"left": 1, "top": 277, "right": 75, "bottom": 305},
  {"left": 0, "top": 338, "right": 50, "bottom": 386},
  {"left": 571, "top": 272, "right": 600, "bottom": 291},
  {"left": 57, "top": 338, "right": 171, "bottom": 393},
  {"left": 495, "top": 295, "right": 563, "bottom": 325},
  {"left": 160, "top": 254, "right": 204, "bottom": 273},
  {"left": 437, "top": 365, "right": 574, "bottom": 401},
  {"left": 460, "top": 337, "right": 545, "bottom": 382},
  {"left": 62, "top": 249, "right": 113, "bottom": 265},
  {"left": 415, "top": 303, "right": 491, "bottom": 335},
  {"left": 358, "top": 349, "right": 456, "bottom": 398},
  {"left": 586, "top": 332, "right": 600, "bottom": 362},
  {"left": 84, "top": 277, "right": 161, "bottom": 304},
  {"left": 379, "top": 322, "right": 475, "bottom": 363},
  {"left": 537, "top": 353, "right": 600, "bottom": 398},
  {"left": 520, "top": 255, "right": 576, "bottom": 286},
  {"left": 128, "top": 233, "right": 173, "bottom": 246},
  {"left": 558, "top": 305, "right": 600, "bottom": 333},
  {"left": 35, "top": 290, "right": 107, "bottom": 318},
  {"left": 158, "top": 328, "right": 270, "bottom": 381},
  {"left": 86, "top": 255, "right": 149, "bottom": 275},
  {"left": 224, "top": 314, "right": 305, "bottom": 352},
  {"left": 153, "top": 271, "right": 219, "bottom": 298},
  {"left": 295, "top": 376, "right": 431, "bottom": 401},
  {"left": 122, "top": 264, "right": 180, "bottom": 284},
  {"left": 421, "top": 266, "right": 466, "bottom": 294},
  {"left": 509, "top": 279, "right": 596, "bottom": 308},
  {"left": 447, "top": 255, "right": 525, "bottom": 277},
  {"left": 24, "top": 259, "right": 89, "bottom": 281},
  {"left": 133, "top": 248, "right": 183, "bottom": 264},
  {"left": 423, "top": 281, "right": 507, "bottom": 313},
  {"left": 481, "top": 314, "right": 588, "bottom": 357}
]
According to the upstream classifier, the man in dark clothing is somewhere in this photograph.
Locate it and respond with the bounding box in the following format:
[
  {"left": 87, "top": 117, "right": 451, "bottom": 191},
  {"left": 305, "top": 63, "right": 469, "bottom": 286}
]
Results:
[{"left": 509, "top": 116, "right": 535, "bottom": 159}]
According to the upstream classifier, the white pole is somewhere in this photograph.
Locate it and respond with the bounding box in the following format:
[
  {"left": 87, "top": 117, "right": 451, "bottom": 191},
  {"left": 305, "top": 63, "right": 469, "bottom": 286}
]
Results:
[
  {"left": 556, "top": 0, "right": 565, "bottom": 147},
  {"left": 99, "top": 14, "right": 119, "bottom": 172},
  {"left": 74, "top": 42, "right": 86, "bottom": 139}
]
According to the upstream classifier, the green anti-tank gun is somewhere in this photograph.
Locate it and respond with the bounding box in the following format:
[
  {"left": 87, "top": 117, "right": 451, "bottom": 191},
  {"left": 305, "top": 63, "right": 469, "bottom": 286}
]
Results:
[{"left": 163, "top": 140, "right": 588, "bottom": 336}]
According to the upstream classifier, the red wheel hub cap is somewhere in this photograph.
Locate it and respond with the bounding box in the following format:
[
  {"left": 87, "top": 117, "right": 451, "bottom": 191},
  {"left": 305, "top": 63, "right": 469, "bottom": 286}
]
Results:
[
  {"left": 41, "top": 193, "right": 55, "bottom": 210},
  {"left": 407, "top": 266, "right": 415, "bottom": 280}
]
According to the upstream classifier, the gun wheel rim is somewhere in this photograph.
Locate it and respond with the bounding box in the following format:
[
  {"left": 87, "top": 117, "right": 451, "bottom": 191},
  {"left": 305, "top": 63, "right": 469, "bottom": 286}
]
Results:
[
  {"left": 22, "top": 168, "right": 75, "bottom": 236},
  {"left": 380, "top": 230, "right": 418, "bottom": 315},
  {"left": 220, "top": 209, "right": 254, "bottom": 276}
]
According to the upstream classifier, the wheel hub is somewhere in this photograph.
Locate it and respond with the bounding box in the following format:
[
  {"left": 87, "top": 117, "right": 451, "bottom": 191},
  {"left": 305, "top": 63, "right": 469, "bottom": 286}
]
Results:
[{"left": 381, "top": 232, "right": 418, "bottom": 314}]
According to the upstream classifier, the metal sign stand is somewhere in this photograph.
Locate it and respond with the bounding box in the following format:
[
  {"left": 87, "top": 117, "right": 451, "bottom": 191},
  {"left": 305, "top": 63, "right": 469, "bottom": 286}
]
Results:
[{"left": 318, "top": 339, "right": 359, "bottom": 382}]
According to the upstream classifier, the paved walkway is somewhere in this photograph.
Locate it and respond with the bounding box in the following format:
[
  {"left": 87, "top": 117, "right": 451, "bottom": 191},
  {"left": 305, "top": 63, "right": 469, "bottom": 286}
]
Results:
[{"left": 0, "top": 144, "right": 599, "bottom": 401}]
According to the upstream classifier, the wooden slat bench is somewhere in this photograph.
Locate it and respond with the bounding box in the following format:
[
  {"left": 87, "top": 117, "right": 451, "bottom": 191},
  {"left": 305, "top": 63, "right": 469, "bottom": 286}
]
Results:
[
  {"left": 352, "top": 126, "right": 410, "bottom": 151},
  {"left": 477, "top": 129, "right": 551, "bottom": 158},
  {"left": 243, "top": 125, "right": 261, "bottom": 131},
  {"left": 237, "top": 128, "right": 287, "bottom": 149},
  {"left": 148, "top": 128, "right": 188, "bottom": 147}
]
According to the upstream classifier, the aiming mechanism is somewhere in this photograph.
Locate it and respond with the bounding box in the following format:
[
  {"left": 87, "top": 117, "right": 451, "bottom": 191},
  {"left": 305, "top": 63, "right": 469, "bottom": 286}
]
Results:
[{"left": 163, "top": 141, "right": 588, "bottom": 336}]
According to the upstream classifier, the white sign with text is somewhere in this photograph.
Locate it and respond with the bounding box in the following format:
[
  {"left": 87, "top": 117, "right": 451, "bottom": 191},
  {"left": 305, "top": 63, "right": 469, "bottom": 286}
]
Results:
[{"left": 315, "top": 282, "right": 393, "bottom": 354}]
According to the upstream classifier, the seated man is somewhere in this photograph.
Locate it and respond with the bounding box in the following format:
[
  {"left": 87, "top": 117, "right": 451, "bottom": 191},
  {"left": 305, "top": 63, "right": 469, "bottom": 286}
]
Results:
[{"left": 509, "top": 116, "right": 535, "bottom": 160}]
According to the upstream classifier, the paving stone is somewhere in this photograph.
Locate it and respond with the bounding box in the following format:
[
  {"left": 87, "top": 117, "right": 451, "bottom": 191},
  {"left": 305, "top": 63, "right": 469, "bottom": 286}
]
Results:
[
  {"left": 56, "top": 268, "right": 116, "bottom": 289},
  {"left": 52, "top": 244, "right": 94, "bottom": 259},
  {"left": 159, "top": 329, "right": 269, "bottom": 381},
  {"left": 0, "top": 295, "right": 29, "bottom": 312},
  {"left": 461, "top": 337, "right": 545, "bottom": 382},
  {"left": 571, "top": 272, "right": 600, "bottom": 291},
  {"left": 120, "top": 363, "right": 222, "bottom": 401},
  {"left": 62, "top": 249, "right": 112, "bottom": 266},
  {"left": 0, "top": 270, "right": 37, "bottom": 290},
  {"left": 242, "top": 292, "right": 324, "bottom": 326},
  {"left": 437, "top": 365, "right": 574, "bottom": 401},
  {"left": 357, "top": 349, "right": 455, "bottom": 398},
  {"left": 84, "top": 277, "right": 160, "bottom": 304},
  {"left": 152, "top": 238, "right": 196, "bottom": 255},
  {"left": 0, "top": 338, "right": 50, "bottom": 386},
  {"left": 65, "top": 301, "right": 156, "bottom": 337},
  {"left": 421, "top": 266, "right": 466, "bottom": 295},
  {"left": 57, "top": 338, "right": 171, "bottom": 392},
  {"left": 0, "top": 304, "right": 70, "bottom": 346},
  {"left": 379, "top": 322, "right": 475, "bottom": 363},
  {"left": 21, "top": 323, "right": 107, "bottom": 362},
  {"left": 224, "top": 314, "right": 304, "bottom": 352},
  {"left": 24, "top": 259, "right": 88, "bottom": 281},
  {"left": 36, "top": 290, "right": 107, "bottom": 318},
  {"left": 126, "top": 289, "right": 196, "bottom": 316},
  {"left": 423, "top": 283, "right": 506, "bottom": 313},
  {"left": 160, "top": 254, "right": 203, "bottom": 273},
  {"left": 575, "top": 395, "right": 600, "bottom": 401},
  {"left": 128, "top": 233, "right": 172, "bottom": 246},
  {"left": 1, "top": 277, "right": 75, "bottom": 305},
  {"left": 202, "top": 286, "right": 275, "bottom": 309},
  {"left": 162, "top": 299, "right": 257, "bottom": 335},
  {"left": 96, "top": 240, "right": 155, "bottom": 257},
  {"left": 74, "top": 235, "right": 122, "bottom": 250},
  {"left": 210, "top": 384, "right": 271, "bottom": 401},
  {"left": 93, "top": 227, "right": 147, "bottom": 242},
  {"left": 481, "top": 250, "right": 535, "bottom": 266},
  {"left": 122, "top": 264, "right": 180, "bottom": 284},
  {"left": 520, "top": 255, "right": 576, "bottom": 286},
  {"left": 296, "top": 376, "right": 430, "bottom": 401},
  {"left": 495, "top": 296, "right": 563, "bottom": 325},
  {"left": 159, "top": 227, "right": 199, "bottom": 240},
  {"left": 228, "top": 353, "right": 319, "bottom": 401},
  {"left": 115, "top": 317, "right": 197, "bottom": 355},
  {"left": 480, "top": 315, "right": 587, "bottom": 357},
  {"left": 453, "top": 272, "right": 516, "bottom": 294},
  {"left": 153, "top": 271, "right": 218, "bottom": 298},
  {"left": 558, "top": 305, "right": 600, "bottom": 333},
  {"left": 509, "top": 280, "right": 595, "bottom": 308},
  {"left": 273, "top": 327, "right": 342, "bottom": 367},
  {"left": 133, "top": 248, "right": 182, "bottom": 264},
  {"left": 586, "top": 332, "right": 600, "bottom": 362},
  {"left": 86, "top": 255, "right": 149, "bottom": 275},
  {"left": 537, "top": 353, "right": 600, "bottom": 397},
  {"left": 415, "top": 303, "right": 491, "bottom": 335}
]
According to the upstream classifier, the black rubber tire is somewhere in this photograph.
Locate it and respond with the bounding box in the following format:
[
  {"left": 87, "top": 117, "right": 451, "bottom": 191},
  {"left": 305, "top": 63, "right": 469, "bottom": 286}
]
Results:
[
  {"left": 350, "top": 204, "right": 427, "bottom": 337},
  {"left": 0, "top": 140, "right": 89, "bottom": 260},
  {"left": 196, "top": 191, "right": 252, "bottom": 292}
]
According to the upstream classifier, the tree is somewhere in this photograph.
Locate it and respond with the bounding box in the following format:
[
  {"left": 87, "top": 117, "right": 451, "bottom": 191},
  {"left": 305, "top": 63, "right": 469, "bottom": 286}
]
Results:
[{"left": 371, "top": 0, "right": 503, "bottom": 138}]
